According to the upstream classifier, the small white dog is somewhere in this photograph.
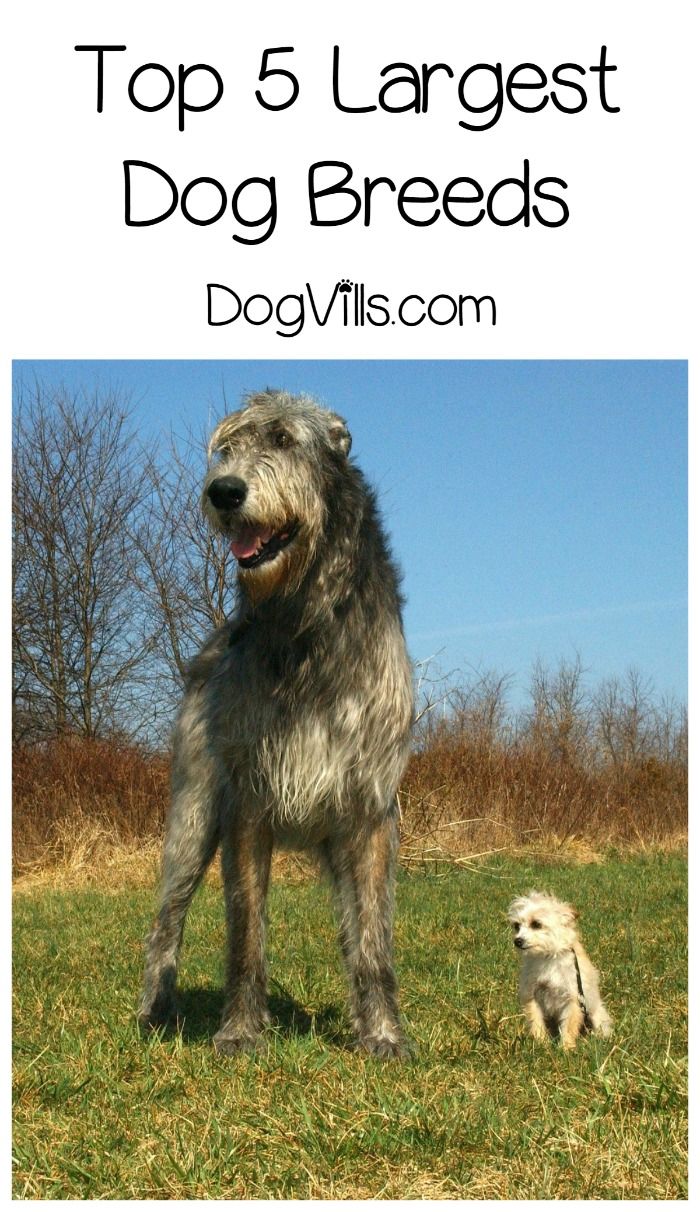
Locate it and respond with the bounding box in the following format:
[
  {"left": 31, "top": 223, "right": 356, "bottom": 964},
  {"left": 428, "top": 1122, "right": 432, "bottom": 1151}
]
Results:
[{"left": 507, "top": 891, "right": 612, "bottom": 1049}]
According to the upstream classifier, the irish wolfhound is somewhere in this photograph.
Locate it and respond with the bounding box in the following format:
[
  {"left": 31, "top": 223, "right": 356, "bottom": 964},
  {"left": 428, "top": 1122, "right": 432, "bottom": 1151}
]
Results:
[{"left": 139, "top": 390, "right": 414, "bottom": 1057}]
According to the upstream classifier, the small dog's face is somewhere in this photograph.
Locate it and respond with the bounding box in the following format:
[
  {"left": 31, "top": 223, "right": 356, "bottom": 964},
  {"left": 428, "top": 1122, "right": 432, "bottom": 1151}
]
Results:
[{"left": 507, "top": 892, "right": 578, "bottom": 956}]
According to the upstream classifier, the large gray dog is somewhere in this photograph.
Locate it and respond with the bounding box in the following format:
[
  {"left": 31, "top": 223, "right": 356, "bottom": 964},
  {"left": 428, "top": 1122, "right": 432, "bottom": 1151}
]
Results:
[{"left": 139, "top": 391, "right": 414, "bottom": 1056}]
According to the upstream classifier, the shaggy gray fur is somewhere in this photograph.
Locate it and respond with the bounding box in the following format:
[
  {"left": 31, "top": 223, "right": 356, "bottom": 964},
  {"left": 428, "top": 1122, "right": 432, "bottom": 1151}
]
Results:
[{"left": 138, "top": 391, "right": 414, "bottom": 1057}]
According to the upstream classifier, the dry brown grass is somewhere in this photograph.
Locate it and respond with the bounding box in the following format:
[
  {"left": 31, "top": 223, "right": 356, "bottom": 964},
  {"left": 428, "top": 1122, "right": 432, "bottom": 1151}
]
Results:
[
  {"left": 399, "top": 658, "right": 687, "bottom": 863},
  {"left": 11, "top": 736, "right": 317, "bottom": 892},
  {"left": 12, "top": 821, "right": 316, "bottom": 894},
  {"left": 14, "top": 820, "right": 164, "bottom": 893},
  {"left": 400, "top": 723, "right": 687, "bottom": 866},
  {"left": 12, "top": 735, "right": 169, "bottom": 878},
  {"left": 13, "top": 672, "right": 687, "bottom": 890}
]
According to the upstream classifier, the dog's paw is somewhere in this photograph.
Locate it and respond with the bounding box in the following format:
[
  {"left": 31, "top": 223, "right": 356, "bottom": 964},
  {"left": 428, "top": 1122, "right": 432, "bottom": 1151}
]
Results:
[
  {"left": 593, "top": 1014, "right": 613, "bottom": 1038},
  {"left": 213, "top": 1026, "right": 264, "bottom": 1055},
  {"left": 137, "top": 991, "right": 178, "bottom": 1031},
  {"left": 356, "top": 1033, "right": 411, "bottom": 1060}
]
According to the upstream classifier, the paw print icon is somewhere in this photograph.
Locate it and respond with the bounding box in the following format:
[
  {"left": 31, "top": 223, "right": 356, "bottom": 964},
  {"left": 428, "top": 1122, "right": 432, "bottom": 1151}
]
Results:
[{"left": 338, "top": 279, "right": 353, "bottom": 293}]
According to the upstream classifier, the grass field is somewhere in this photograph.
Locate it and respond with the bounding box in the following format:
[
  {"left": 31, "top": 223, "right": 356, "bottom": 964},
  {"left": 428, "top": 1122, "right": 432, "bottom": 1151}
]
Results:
[{"left": 13, "top": 852, "right": 687, "bottom": 1199}]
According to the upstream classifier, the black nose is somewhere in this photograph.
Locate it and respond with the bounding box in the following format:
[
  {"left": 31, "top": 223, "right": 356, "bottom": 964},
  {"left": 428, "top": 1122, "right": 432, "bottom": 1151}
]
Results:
[
  {"left": 514, "top": 937, "right": 525, "bottom": 949},
  {"left": 207, "top": 475, "right": 247, "bottom": 511}
]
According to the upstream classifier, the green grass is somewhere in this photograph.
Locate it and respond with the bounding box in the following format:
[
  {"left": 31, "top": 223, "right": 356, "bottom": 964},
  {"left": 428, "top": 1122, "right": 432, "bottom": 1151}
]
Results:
[{"left": 13, "top": 854, "right": 687, "bottom": 1199}]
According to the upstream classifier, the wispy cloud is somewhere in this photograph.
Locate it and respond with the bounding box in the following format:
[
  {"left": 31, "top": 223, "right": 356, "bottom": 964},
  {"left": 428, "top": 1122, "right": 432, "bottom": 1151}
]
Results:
[{"left": 408, "top": 597, "right": 687, "bottom": 644}]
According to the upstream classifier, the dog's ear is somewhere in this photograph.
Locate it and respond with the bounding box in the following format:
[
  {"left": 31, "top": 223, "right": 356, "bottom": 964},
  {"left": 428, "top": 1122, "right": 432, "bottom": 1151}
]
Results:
[
  {"left": 327, "top": 412, "right": 352, "bottom": 457},
  {"left": 207, "top": 416, "right": 231, "bottom": 461}
]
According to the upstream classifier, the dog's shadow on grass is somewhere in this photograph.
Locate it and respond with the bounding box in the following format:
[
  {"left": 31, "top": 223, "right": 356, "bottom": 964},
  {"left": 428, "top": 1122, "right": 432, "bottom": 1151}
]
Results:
[{"left": 166, "top": 984, "right": 346, "bottom": 1048}]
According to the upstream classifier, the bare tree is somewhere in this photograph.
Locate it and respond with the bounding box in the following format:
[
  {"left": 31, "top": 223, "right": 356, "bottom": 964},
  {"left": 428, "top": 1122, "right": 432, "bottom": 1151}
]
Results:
[
  {"left": 651, "top": 696, "right": 688, "bottom": 765},
  {"left": 12, "top": 385, "right": 157, "bottom": 741},
  {"left": 132, "top": 426, "right": 234, "bottom": 701},
  {"left": 593, "top": 668, "right": 655, "bottom": 766},
  {"left": 526, "top": 654, "right": 591, "bottom": 763},
  {"left": 448, "top": 667, "right": 514, "bottom": 745}
]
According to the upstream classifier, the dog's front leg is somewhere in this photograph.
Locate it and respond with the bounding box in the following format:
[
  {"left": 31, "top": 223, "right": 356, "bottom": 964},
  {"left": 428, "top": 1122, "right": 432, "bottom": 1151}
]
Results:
[
  {"left": 559, "top": 1000, "right": 584, "bottom": 1050},
  {"left": 214, "top": 810, "right": 273, "bottom": 1054},
  {"left": 522, "top": 997, "right": 549, "bottom": 1042},
  {"left": 138, "top": 751, "right": 223, "bottom": 1029}
]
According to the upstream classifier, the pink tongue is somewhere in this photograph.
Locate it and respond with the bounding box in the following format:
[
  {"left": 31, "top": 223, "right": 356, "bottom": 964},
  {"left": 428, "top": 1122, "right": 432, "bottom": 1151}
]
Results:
[{"left": 230, "top": 527, "right": 273, "bottom": 560}]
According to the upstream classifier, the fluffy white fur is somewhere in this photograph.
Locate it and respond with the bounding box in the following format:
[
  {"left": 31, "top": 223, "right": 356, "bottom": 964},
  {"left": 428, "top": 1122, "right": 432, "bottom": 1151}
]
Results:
[{"left": 507, "top": 891, "right": 612, "bottom": 1049}]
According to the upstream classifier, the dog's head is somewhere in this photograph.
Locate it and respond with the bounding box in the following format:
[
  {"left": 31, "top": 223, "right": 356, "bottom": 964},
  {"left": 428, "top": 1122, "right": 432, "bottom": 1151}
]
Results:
[
  {"left": 507, "top": 891, "right": 579, "bottom": 956},
  {"left": 202, "top": 390, "right": 352, "bottom": 602}
]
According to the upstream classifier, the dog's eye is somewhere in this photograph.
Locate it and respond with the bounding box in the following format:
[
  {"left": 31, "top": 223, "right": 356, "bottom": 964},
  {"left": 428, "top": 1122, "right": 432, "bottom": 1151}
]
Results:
[
  {"left": 272, "top": 429, "right": 291, "bottom": 449},
  {"left": 511, "top": 923, "right": 519, "bottom": 932},
  {"left": 530, "top": 919, "right": 542, "bottom": 930}
]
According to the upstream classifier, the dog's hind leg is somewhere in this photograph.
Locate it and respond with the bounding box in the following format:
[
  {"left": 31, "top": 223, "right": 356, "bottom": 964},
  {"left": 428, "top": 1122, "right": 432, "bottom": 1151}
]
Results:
[
  {"left": 321, "top": 836, "right": 359, "bottom": 982},
  {"left": 327, "top": 813, "right": 406, "bottom": 1059},
  {"left": 214, "top": 810, "right": 273, "bottom": 1054},
  {"left": 138, "top": 774, "right": 223, "bottom": 1029}
]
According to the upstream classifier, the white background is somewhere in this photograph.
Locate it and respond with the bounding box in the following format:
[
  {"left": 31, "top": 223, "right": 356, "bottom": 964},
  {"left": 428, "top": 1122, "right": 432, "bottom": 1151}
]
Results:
[
  {"left": 2, "top": 0, "right": 697, "bottom": 357},
  {"left": 2, "top": 2, "right": 695, "bottom": 1201}
]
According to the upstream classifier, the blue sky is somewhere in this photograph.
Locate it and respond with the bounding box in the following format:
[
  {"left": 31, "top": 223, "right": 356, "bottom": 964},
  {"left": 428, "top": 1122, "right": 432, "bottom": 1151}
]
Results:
[{"left": 13, "top": 360, "right": 687, "bottom": 708}]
